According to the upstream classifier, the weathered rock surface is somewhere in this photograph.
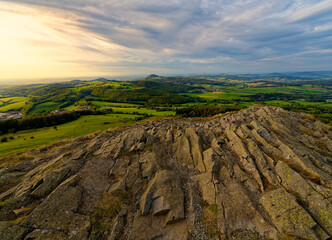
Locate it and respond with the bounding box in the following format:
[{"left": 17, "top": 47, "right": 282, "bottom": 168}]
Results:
[
  {"left": 0, "top": 106, "right": 331, "bottom": 239},
  {"left": 139, "top": 170, "right": 184, "bottom": 224},
  {"left": 0, "top": 221, "right": 29, "bottom": 240}
]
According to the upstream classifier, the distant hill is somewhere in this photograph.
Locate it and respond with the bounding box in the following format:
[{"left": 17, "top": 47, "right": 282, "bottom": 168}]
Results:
[
  {"left": 195, "top": 71, "right": 332, "bottom": 81},
  {"left": 270, "top": 71, "right": 332, "bottom": 78},
  {"left": 145, "top": 74, "right": 161, "bottom": 79}
]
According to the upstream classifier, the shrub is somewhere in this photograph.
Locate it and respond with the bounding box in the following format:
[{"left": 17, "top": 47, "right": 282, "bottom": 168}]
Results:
[{"left": 8, "top": 128, "right": 16, "bottom": 133}]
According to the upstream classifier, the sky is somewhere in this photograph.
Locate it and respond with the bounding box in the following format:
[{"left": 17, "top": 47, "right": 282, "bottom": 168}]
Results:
[{"left": 0, "top": 0, "right": 332, "bottom": 83}]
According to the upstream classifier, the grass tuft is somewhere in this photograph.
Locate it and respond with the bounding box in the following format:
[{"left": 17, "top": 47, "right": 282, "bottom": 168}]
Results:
[
  {"left": 91, "top": 189, "right": 131, "bottom": 232},
  {"left": 200, "top": 203, "right": 220, "bottom": 238}
]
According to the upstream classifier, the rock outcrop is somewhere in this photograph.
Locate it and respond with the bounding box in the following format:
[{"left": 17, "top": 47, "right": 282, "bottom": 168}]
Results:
[{"left": 0, "top": 106, "right": 331, "bottom": 239}]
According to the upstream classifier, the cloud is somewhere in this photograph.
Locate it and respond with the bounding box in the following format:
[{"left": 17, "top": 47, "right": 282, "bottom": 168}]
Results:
[
  {"left": 0, "top": 1, "right": 159, "bottom": 80},
  {"left": 0, "top": 0, "right": 332, "bottom": 80},
  {"left": 287, "top": 0, "right": 332, "bottom": 23}
]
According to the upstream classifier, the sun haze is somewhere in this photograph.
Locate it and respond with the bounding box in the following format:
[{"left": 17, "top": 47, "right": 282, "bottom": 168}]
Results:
[{"left": 1, "top": 0, "right": 332, "bottom": 83}]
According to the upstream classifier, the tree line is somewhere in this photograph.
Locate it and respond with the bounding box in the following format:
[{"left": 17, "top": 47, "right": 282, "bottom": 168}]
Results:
[
  {"left": 176, "top": 105, "right": 241, "bottom": 117},
  {"left": 0, "top": 109, "right": 113, "bottom": 135}
]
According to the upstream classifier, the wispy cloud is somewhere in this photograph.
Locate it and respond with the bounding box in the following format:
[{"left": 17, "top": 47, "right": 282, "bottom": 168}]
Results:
[
  {"left": 0, "top": 0, "right": 332, "bottom": 81},
  {"left": 287, "top": 0, "right": 332, "bottom": 23}
]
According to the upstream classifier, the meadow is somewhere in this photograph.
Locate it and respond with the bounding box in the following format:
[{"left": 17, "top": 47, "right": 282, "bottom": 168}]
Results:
[
  {"left": 30, "top": 102, "right": 62, "bottom": 114},
  {"left": 0, "top": 97, "right": 27, "bottom": 112},
  {"left": 185, "top": 85, "right": 330, "bottom": 100},
  {"left": 0, "top": 114, "right": 142, "bottom": 156}
]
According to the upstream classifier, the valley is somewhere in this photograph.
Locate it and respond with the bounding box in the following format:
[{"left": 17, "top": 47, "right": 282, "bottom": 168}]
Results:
[{"left": 0, "top": 72, "right": 331, "bottom": 156}]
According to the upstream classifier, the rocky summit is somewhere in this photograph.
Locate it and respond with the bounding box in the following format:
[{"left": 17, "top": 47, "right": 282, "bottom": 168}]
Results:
[{"left": 0, "top": 106, "right": 331, "bottom": 240}]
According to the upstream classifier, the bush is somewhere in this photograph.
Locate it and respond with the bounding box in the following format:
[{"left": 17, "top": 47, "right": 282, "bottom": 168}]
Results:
[
  {"left": 1, "top": 137, "right": 8, "bottom": 142},
  {"left": 8, "top": 128, "right": 16, "bottom": 133}
]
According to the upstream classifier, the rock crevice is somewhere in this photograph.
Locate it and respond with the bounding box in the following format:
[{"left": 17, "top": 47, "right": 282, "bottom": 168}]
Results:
[{"left": 0, "top": 106, "right": 331, "bottom": 240}]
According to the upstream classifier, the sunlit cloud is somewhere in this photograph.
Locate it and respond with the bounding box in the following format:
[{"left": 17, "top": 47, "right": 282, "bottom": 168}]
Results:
[
  {"left": 287, "top": 0, "right": 332, "bottom": 23},
  {"left": 0, "top": 0, "right": 332, "bottom": 82},
  {"left": 0, "top": 2, "right": 149, "bottom": 81}
]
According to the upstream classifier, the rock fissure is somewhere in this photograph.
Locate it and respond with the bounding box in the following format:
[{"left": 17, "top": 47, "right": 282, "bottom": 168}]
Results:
[{"left": 1, "top": 106, "right": 331, "bottom": 240}]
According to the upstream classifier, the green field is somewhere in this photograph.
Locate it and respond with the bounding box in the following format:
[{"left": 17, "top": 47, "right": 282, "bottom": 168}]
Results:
[
  {"left": 63, "top": 101, "right": 176, "bottom": 116},
  {"left": 0, "top": 97, "right": 27, "bottom": 103},
  {"left": 0, "top": 114, "right": 143, "bottom": 156},
  {"left": 30, "top": 102, "right": 61, "bottom": 114},
  {"left": 90, "top": 101, "right": 139, "bottom": 108},
  {"left": 64, "top": 105, "right": 79, "bottom": 111},
  {"left": 69, "top": 81, "right": 134, "bottom": 93},
  {"left": 187, "top": 91, "right": 251, "bottom": 100},
  {"left": 87, "top": 101, "right": 175, "bottom": 116},
  {"left": 112, "top": 107, "right": 175, "bottom": 116},
  {"left": 186, "top": 85, "right": 331, "bottom": 100},
  {"left": 0, "top": 97, "right": 27, "bottom": 112}
]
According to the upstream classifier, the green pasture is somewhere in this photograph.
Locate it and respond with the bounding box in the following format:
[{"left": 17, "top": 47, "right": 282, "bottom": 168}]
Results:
[
  {"left": 196, "top": 84, "right": 224, "bottom": 89},
  {"left": 91, "top": 101, "right": 139, "bottom": 108},
  {"left": 0, "top": 114, "right": 142, "bottom": 156},
  {"left": 185, "top": 91, "right": 251, "bottom": 100},
  {"left": 224, "top": 85, "right": 331, "bottom": 95},
  {"left": 0, "top": 97, "right": 27, "bottom": 112},
  {"left": 30, "top": 102, "right": 60, "bottom": 114},
  {"left": 0, "top": 97, "right": 27, "bottom": 103},
  {"left": 0, "top": 102, "right": 27, "bottom": 112},
  {"left": 293, "top": 100, "right": 332, "bottom": 107},
  {"left": 64, "top": 104, "right": 79, "bottom": 111},
  {"left": 112, "top": 107, "right": 175, "bottom": 116},
  {"left": 69, "top": 81, "right": 133, "bottom": 93}
]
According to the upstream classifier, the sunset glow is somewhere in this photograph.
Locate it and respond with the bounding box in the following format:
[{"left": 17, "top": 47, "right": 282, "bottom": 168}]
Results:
[
  {"left": 1, "top": 0, "right": 332, "bottom": 82},
  {"left": 0, "top": 2, "right": 134, "bottom": 81}
]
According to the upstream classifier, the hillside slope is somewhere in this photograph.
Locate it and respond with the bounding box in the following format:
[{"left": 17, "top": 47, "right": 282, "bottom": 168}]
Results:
[{"left": 0, "top": 106, "right": 331, "bottom": 240}]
